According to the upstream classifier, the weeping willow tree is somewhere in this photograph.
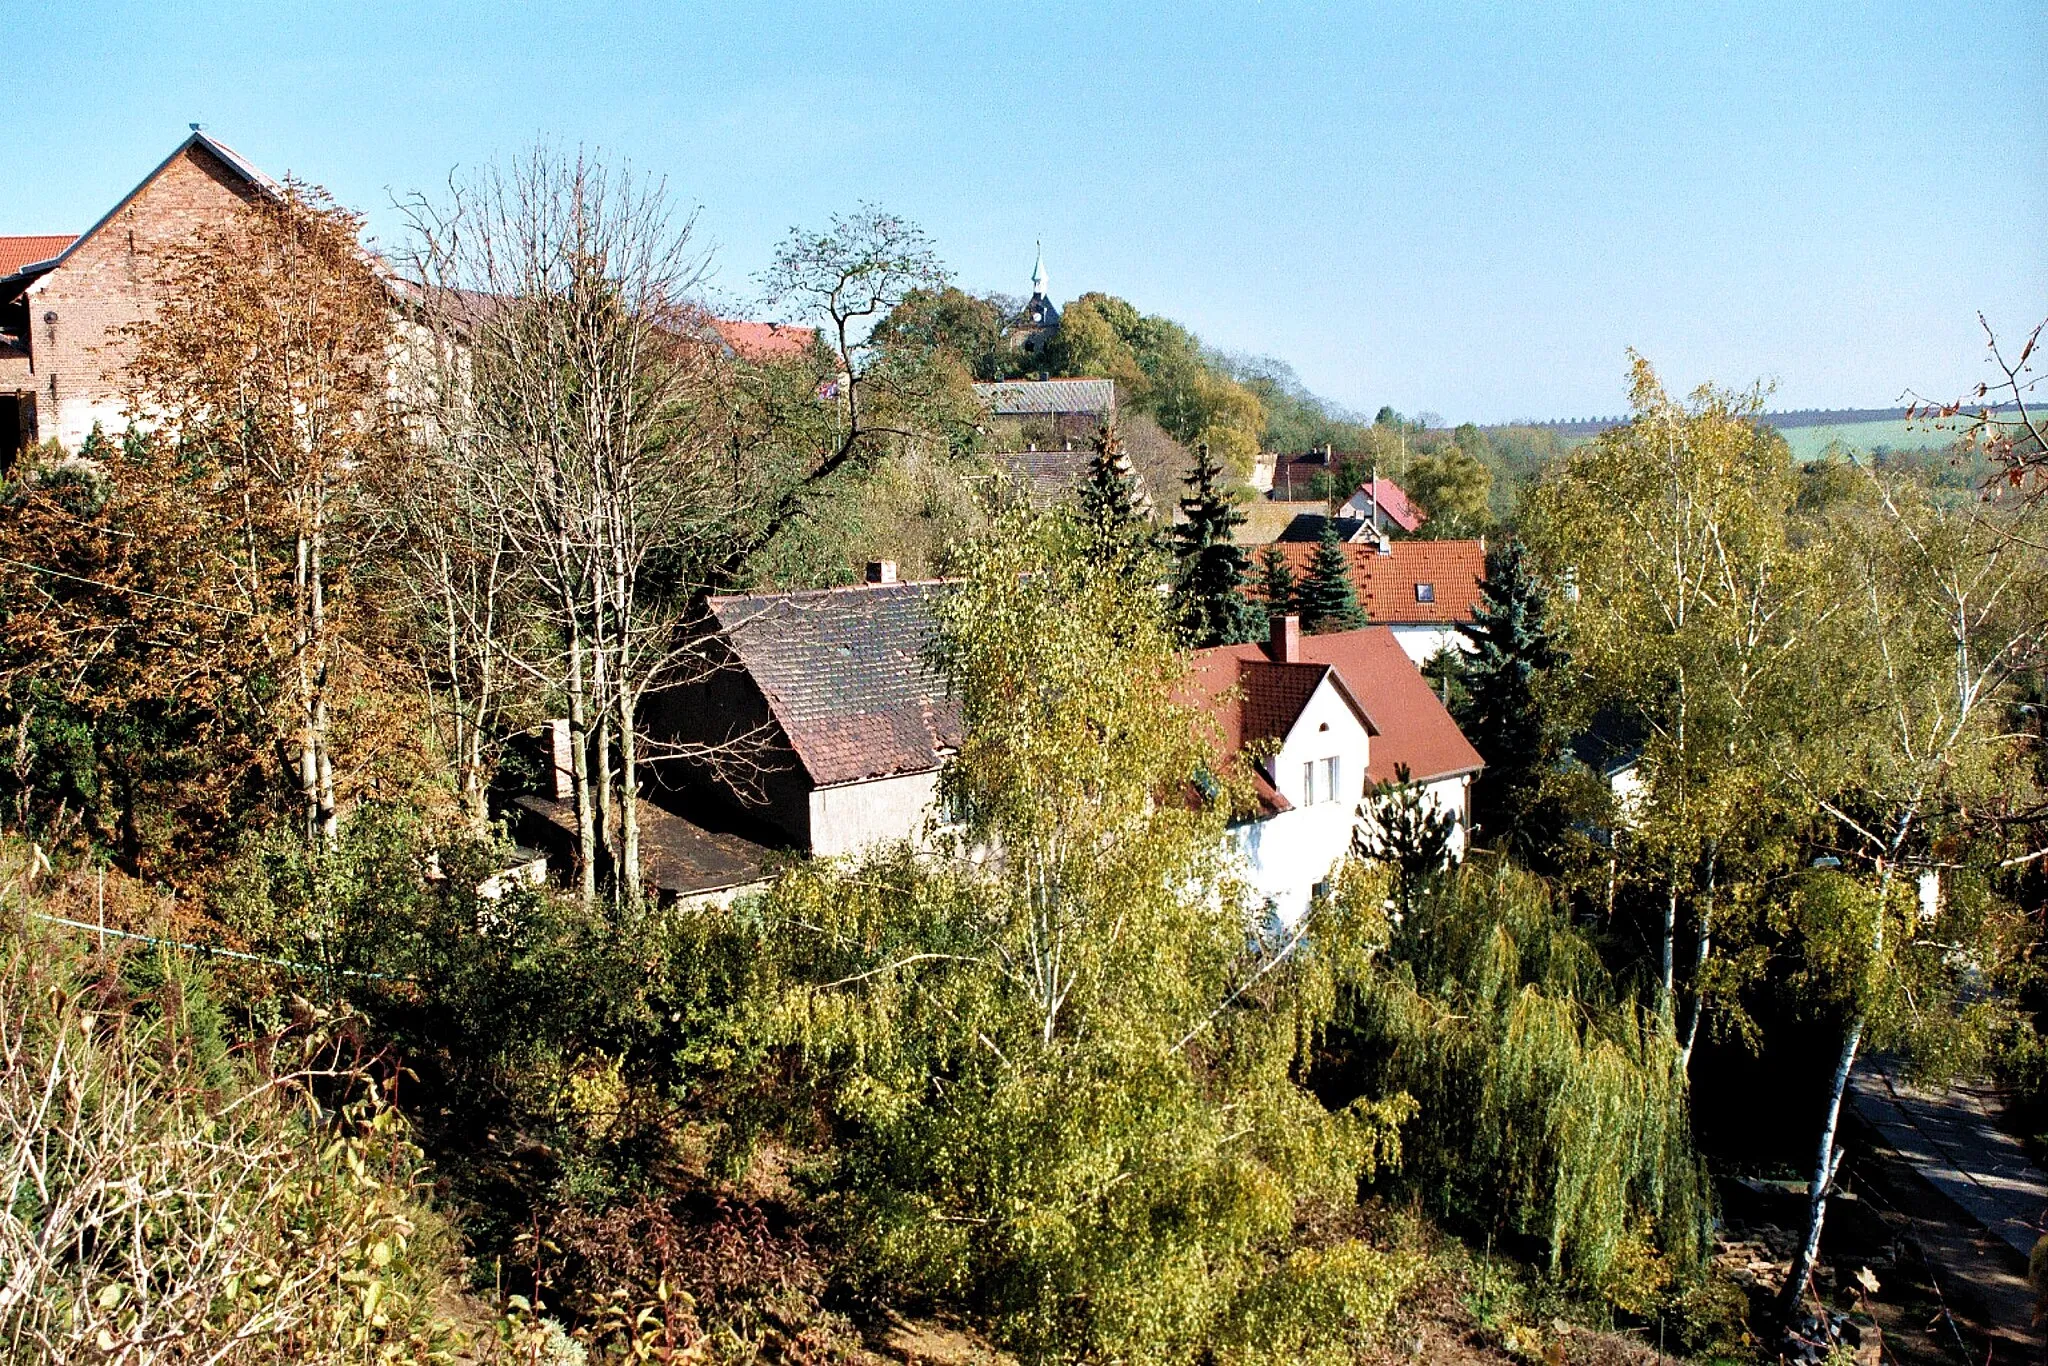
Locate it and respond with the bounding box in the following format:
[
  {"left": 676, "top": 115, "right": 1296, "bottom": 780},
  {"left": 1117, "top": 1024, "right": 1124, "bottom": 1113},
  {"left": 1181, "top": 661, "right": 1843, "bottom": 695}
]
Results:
[
  {"left": 752, "top": 507, "right": 1417, "bottom": 1364},
  {"left": 1320, "top": 862, "right": 1711, "bottom": 1304}
]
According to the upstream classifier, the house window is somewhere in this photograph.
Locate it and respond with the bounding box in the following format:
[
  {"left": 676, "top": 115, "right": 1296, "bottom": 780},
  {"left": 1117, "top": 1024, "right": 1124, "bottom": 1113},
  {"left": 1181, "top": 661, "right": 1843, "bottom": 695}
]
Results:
[
  {"left": 1303, "top": 756, "right": 1341, "bottom": 805},
  {"left": 1414, "top": 582, "right": 1435, "bottom": 603}
]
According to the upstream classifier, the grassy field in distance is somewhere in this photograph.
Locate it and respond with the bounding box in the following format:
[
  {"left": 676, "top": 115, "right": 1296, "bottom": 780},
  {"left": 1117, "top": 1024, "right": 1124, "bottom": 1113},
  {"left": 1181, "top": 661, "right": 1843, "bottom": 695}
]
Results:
[{"left": 1771, "top": 416, "right": 1974, "bottom": 462}]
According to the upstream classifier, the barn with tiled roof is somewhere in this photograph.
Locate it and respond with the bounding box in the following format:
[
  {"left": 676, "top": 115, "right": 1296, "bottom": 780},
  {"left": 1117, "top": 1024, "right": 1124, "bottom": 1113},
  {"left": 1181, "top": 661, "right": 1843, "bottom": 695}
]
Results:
[{"left": 646, "top": 567, "right": 962, "bottom": 859}]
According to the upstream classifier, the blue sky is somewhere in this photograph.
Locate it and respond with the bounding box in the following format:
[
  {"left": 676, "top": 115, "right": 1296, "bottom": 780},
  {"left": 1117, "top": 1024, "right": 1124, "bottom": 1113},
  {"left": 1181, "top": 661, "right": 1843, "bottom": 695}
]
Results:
[{"left": 8, "top": 1, "right": 2043, "bottom": 423}]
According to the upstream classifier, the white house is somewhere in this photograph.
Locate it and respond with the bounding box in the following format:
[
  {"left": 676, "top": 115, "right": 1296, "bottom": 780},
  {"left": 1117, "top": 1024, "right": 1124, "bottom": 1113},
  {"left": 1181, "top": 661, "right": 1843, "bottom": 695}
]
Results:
[
  {"left": 1337, "top": 475, "right": 1427, "bottom": 537},
  {"left": 1182, "top": 615, "right": 1485, "bottom": 927}
]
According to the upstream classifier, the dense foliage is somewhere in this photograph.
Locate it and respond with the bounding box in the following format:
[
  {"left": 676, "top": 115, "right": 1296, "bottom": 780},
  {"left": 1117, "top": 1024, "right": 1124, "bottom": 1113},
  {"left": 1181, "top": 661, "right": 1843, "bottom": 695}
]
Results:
[
  {"left": 0, "top": 886, "right": 461, "bottom": 1363},
  {"left": 1321, "top": 864, "right": 1711, "bottom": 1306},
  {"left": 1172, "top": 442, "right": 1267, "bottom": 646},
  {"left": 1454, "top": 539, "right": 1569, "bottom": 862},
  {"left": 1295, "top": 522, "right": 1367, "bottom": 634},
  {"left": 6, "top": 139, "right": 2046, "bottom": 1365}
]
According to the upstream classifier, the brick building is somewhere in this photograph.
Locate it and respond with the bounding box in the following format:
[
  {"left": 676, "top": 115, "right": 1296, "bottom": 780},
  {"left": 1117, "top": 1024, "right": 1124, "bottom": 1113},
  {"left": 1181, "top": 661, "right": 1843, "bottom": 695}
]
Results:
[{"left": 0, "top": 130, "right": 276, "bottom": 461}]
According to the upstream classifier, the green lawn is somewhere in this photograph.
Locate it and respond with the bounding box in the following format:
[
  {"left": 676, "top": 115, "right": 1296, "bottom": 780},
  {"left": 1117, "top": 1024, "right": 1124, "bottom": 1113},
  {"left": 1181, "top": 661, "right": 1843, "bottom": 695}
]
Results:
[{"left": 1771, "top": 415, "right": 1976, "bottom": 462}]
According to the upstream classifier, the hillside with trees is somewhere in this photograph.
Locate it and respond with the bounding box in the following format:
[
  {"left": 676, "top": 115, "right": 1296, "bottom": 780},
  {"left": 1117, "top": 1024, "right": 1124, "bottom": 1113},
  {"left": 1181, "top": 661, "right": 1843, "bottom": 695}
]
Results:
[{"left": 2, "top": 148, "right": 2044, "bottom": 1365}]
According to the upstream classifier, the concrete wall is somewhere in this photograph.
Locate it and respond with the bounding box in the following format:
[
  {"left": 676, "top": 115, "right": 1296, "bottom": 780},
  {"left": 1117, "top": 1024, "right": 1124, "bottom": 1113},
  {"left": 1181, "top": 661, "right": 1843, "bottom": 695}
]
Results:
[
  {"left": 809, "top": 769, "right": 944, "bottom": 859},
  {"left": 20, "top": 143, "right": 260, "bottom": 450}
]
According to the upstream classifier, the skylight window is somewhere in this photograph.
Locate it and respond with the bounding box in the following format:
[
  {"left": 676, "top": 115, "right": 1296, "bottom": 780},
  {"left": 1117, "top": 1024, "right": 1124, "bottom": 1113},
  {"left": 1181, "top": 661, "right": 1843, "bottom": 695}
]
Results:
[{"left": 1414, "top": 582, "right": 1435, "bottom": 603}]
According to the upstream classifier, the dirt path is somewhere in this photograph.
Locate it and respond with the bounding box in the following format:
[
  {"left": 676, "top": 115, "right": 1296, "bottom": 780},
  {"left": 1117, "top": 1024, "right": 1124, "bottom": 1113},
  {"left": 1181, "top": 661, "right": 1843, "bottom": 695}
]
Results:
[{"left": 1838, "top": 1062, "right": 2048, "bottom": 1365}]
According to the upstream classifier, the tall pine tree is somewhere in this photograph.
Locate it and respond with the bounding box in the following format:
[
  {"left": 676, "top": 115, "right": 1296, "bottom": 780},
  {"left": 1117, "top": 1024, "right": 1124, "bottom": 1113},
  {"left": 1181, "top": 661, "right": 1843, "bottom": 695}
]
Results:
[
  {"left": 1295, "top": 521, "right": 1367, "bottom": 634},
  {"left": 1076, "top": 424, "right": 1159, "bottom": 574},
  {"left": 1455, "top": 537, "right": 1564, "bottom": 857},
  {"left": 1258, "top": 544, "right": 1296, "bottom": 619},
  {"left": 1171, "top": 443, "right": 1265, "bottom": 646}
]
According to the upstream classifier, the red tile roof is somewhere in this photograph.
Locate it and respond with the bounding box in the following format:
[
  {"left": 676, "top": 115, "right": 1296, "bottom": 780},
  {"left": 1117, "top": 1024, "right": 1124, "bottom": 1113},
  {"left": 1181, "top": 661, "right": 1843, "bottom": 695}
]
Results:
[
  {"left": 713, "top": 318, "right": 817, "bottom": 362},
  {"left": 709, "top": 580, "right": 962, "bottom": 787},
  {"left": 1259, "top": 539, "right": 1486, "bottom": 625},
  {"left": 1353, "top": 476, "right": 1424, "bottom": 532},
  {"left": 0, "top": 235, "right": 75, "bottom": 277},
  {"left": 1181, "top": 626, "right": 1483, "bottom": 794}
]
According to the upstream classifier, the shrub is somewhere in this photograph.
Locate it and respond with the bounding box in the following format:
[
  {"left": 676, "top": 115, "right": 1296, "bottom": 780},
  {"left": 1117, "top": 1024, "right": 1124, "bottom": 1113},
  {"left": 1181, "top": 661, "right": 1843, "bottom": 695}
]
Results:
[
  {"left": 1318, "top": 863, "right": 1713, "bottom": 1299},
  {"left": 0, "top": 914, "right": 464, "bottom": 1363}
]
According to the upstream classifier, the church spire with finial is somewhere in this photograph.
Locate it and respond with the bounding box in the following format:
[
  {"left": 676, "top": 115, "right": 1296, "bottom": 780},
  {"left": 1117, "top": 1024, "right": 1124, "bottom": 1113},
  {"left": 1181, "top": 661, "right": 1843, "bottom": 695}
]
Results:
[{"left": 1030, "top": 239, "right": 1049, "bottom": 300}]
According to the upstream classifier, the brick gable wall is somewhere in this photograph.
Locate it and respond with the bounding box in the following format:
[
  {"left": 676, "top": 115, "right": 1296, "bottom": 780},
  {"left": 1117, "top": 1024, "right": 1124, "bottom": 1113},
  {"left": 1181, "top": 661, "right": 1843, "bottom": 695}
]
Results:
[{"left": 22, "top": 143, "right": 261, "bottom": 449}]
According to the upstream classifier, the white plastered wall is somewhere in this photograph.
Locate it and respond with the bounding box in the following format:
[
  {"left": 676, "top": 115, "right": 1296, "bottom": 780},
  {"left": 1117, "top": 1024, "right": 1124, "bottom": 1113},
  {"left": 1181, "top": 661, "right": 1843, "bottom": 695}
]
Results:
[
  {"left": 1227, "top": 674, "right": 1373, "bottom": 928},
  {"left": 809, "top": 769, "right": 945, "bottom": 859},
  {"left": 1389, "top": 623, "right": 1466, "bottom": 667}
]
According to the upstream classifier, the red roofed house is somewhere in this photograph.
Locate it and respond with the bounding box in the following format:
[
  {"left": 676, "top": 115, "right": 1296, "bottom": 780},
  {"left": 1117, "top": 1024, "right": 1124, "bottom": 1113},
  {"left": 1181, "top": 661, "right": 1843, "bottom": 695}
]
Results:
[
  {"left": 1, "top": 130, "right": 280, "bottom": 461},
  {"left": 1181, "top": 614, "right": 1484, "bottom": 926},
  {"left": 1264, "top": 538, "right": 1487, "bottom": 666},
  {"left": 1338, "top": 476, "right": 1426, "bottom": 535},
  {"left": 710, "top": 318, "right": 818, "bottom": 363}
]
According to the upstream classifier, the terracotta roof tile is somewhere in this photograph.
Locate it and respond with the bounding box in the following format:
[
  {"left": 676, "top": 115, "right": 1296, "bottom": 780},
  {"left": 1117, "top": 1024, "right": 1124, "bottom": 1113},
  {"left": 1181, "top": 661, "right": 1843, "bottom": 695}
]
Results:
[
  {"left": 710, "top": 580, "right": 962, "bottom": 787},
  {"left": 0, "top": 235, "right": 75, "bottom": 277},
  {"left": 1179, "top": 626, "right": 1482, "bottom": 791},
  {"left": 1258, "top": 540, "right": 1486, "bottom": 625},
  {"left": 713, "top": 318, "right": 817, "bottom": 361},
  {"left": 1352, "top": 476, "right": 1425, "bottom": 532}
]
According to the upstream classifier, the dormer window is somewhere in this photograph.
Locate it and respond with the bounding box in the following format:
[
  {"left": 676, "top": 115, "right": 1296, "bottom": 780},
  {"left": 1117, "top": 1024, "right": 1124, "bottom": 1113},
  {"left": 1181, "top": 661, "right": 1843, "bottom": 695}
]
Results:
[{"left": 1414, "top": 582, "right": 1435, "bottom": 603}]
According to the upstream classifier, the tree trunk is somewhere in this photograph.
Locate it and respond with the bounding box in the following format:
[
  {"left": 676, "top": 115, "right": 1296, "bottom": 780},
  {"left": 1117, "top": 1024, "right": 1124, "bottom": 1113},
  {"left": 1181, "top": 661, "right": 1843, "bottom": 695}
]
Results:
[
  {"left": 566, "top": 618, "right": 597, "bottom": 909},
  {"left": 618, "top": 692, "right": 643, "bottom": 915},
  {"left": 593, "top": 707, "right": 616, "bottom": 881},
  {"left": 1676, "top": 845, "right": 1717, "bottom": 1076},
  {"left": 1778, "top": 1013, "right": 1864, "bottom": 1323},
  {"left": 295, "top": 529, "right": 322, "bottom": 849},
  {"left": 311, "top": 517, "right": 337, "bottom": 846}
]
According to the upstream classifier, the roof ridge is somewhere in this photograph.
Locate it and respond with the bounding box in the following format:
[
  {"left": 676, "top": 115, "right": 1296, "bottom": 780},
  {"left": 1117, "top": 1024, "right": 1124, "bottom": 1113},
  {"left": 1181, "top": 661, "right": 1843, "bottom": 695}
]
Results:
[
  {"left": 4, "top": 131, "right": 278, "bottom": 286},
  {"left": 710, "top": 577, "right": 954, "bottom": 608}
]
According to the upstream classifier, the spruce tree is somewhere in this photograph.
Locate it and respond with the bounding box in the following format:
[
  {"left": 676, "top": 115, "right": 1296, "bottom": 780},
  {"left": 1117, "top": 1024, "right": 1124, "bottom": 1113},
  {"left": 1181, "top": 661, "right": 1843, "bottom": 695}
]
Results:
[
  {"left": 1258, "top": 544, "right": 1296, "bottom": 619},
  {"left": 1076, "top": 424, "right": 1158, "bottom": 573},
  {"left": 1078, "top": 424, "right": 1149, "bottom": 527},
  {"left": 1170, "top": 443, "right": 1265, "bottom": 646},
  {"left": 1455, "top": 537, "right": 1563, "bottom": 856},
  {"left": 1295, "top": 521, "right": 1366, "bottom": 634}
]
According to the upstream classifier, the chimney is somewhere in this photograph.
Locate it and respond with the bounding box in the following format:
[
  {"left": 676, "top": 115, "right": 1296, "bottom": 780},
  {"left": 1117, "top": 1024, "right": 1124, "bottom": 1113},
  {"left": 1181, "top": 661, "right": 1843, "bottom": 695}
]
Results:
[
  {"left": 1267, "top": 613, "right": 1301, "bottom": 663},
  {"left": 1375, "top": 533, "right": 1393, "bottom": 556},
  {"left": 547, "top": 718, "right": 574, "bottom": 800},
  {"left": 865, "top": 560, "right": 898, "bottom": 585}
]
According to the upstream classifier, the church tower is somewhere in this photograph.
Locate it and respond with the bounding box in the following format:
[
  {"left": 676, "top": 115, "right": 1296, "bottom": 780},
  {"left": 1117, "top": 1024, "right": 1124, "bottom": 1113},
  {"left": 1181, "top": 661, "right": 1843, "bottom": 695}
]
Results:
[{"left": 1015, "top": 241, "right": 1060, "bottom": 359}]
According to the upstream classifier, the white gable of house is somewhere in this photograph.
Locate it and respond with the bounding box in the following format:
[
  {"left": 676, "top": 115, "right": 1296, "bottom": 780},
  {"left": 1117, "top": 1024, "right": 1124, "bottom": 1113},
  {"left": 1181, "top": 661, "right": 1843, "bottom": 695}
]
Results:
[{"left": 1233, "top": 671, "right": 1375, "bottom": 929}]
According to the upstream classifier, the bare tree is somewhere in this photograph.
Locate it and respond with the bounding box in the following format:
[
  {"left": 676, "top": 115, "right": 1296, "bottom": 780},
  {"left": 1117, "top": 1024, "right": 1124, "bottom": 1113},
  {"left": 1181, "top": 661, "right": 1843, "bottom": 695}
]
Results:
[
  {"left": 399, "top": 149, "right": 805, "bottom": 910},
  {"left": 377, "top": 307, "right": 525, "bottom": 831},
  {"left": 1906, "top": 311, "right": 2047, "bottom": 497},
  {"left": 713, "top": 205, "right": 955, "bottom": 580}
]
